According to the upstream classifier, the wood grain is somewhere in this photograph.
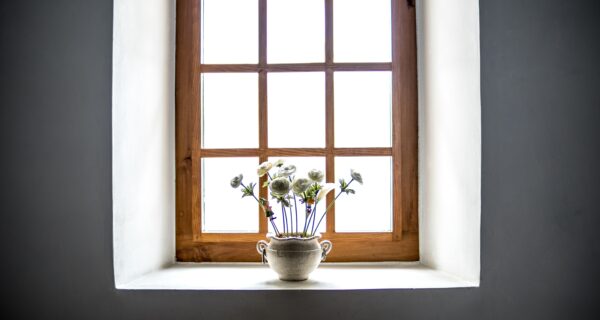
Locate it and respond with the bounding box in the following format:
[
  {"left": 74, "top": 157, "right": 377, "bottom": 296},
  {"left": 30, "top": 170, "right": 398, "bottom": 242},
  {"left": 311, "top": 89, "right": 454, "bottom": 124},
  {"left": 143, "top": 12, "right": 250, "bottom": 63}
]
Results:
[
  {"left": 199, "top": 62, "right": 392, "bottom": 73},
  {"left": 393, "top": 0, "right": 418, "bottom": 236},
  {"left": 179, "top": 232, "right": 419, "bottom": 262},
  {"left": 175, "top": 0, "right": 200, "bottom": 258},
  {"left": 176, "top": 0, "right": 419, "bottom": 262},
  {"left": 325, "top": 0, "right": 335, "bottom": 233},
  {"left": 197, "top": 148, "right": 392, "bottom": 157},
  {"left": 258, "top": 0, "right": 268, "bottom": 233}
]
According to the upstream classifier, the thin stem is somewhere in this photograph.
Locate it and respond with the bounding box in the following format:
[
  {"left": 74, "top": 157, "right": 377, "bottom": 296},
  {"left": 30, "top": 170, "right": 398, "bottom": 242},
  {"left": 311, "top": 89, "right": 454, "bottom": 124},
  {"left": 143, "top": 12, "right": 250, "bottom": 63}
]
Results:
[
  {"left": 310, "top": 202, "right": 317, "bottom": 235},
  {"left": 281, "top": 204, "right": 287, "bottom": 234},
  {"left": 293, "top": 196, "right": 298, "bottom": 234},
  {"left": 290, "top": 202, "right": 294, "bottom": 234},
  {"left": 303, "top": 203, "right": 312, "bottom": 235},
  {"left": 311, "top": 200, "right": 318, "bottom": 234},
  {"left": 240, "top": 182, "right": 280, "bottom": 237},
  {"left": 270, "top": 218, "right": 280, "bottom": 236},
  {"left": 240, "top": 182, "right": 259, "bottom": 203},
  {"left": 302, "top": 203, "right": 310, "bottom": 235},
  {"left": 312, "top": 192, "right": 341, "bottom": 235},
  {"left": 311, "top": 179, "right": 354, "bottom": 236},
  {"left": 289, "top": 177, "right": 299, "bottom": 234}
]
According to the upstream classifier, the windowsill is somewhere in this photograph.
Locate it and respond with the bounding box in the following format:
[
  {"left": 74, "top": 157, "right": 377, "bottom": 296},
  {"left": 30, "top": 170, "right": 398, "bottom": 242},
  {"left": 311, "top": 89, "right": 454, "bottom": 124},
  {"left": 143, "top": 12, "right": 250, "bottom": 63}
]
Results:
[{"left": 118, "top": 262, "right": 477, "bottom": 290}]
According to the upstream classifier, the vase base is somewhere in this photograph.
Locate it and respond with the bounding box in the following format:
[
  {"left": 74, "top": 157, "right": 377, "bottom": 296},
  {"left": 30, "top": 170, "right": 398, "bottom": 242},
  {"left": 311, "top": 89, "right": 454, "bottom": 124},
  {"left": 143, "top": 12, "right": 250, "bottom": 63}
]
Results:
[{"left": 278, "top": 276, "right": 308, "bottom": 281}]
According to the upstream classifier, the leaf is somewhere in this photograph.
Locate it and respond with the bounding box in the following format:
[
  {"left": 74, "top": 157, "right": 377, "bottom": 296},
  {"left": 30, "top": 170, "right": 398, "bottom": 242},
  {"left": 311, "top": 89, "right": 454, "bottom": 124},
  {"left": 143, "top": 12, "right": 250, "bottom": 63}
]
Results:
[{"left": 262, "top": 181, "right": 270, "bottom": 188}]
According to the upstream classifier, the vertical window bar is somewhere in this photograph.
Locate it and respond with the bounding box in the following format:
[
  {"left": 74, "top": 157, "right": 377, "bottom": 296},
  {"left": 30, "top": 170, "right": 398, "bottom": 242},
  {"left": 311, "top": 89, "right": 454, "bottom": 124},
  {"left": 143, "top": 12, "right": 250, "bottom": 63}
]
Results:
[
  {"left": 325, "top": 0, "right": 335, "bottom": 234},
  {"left": 258, "top": 0, "right": 269, "bottom": 233},
  {"left": 391, "top": 0, "right": 403, "bottom": 240}
]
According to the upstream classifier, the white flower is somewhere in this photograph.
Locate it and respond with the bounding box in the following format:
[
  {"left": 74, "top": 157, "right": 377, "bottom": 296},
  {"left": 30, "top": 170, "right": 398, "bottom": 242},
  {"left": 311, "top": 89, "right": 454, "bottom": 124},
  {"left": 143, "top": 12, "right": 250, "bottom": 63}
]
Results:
[
  {"left": 278, "top": 164, "right": 297, "bottom": 177},
  {"left": 257, "top": 161, "right": 273, "bottom": 177},
  {"left": 269, "top": 177, "right": 291, "bottom": 196},
  {"left": 230, "top": 174, "right": 243, "bottom": 188},
  {"left": 350, "top": 169, "right": 363, "bottom": 184},
  {"left": 291, "top": 178, "right": 311, "bottom": 194},
  {"left": 307, "top": 169, "right": 324, "bottom": 182},
  {"left": 316, "top": 183, "right": 336, "bottom": 202},
  {"left": 273, "top": 159, "right": 285, "bottom": 168}
]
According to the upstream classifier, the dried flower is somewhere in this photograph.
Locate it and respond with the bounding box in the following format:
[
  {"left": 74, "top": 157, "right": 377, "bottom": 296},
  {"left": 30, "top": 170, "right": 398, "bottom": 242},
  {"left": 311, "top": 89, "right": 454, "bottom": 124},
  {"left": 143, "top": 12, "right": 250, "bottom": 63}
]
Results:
[
  {"left": 230, "top": 174, "right": 243, "bottom": 188},
  {"left": 307, "top": 169, "right": 324, "bottom": 182},
  {"left": 316, "top": 183, "right": 336, "bottom": 202},
  {"left": 350, "top": 169, "right": 363, "bottom": 184},
  {"left": 269, "top": 177, "right": 291, "bottom": 196},
  {"left": 278, "top": 164, "right": 297, "bottom": 177},
  {"left": 257, "top": 161, "right": 273, "bottom": 177},
  {"left": 291, "top": 178, "right": 311, "bottom": 194}
]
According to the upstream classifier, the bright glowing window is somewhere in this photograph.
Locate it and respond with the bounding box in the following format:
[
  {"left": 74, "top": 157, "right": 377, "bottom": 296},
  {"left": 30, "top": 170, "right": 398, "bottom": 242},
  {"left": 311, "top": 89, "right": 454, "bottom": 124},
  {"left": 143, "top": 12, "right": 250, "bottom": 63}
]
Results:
[{"left": 176, "top": 0, "right": 418, "bottom": 262}]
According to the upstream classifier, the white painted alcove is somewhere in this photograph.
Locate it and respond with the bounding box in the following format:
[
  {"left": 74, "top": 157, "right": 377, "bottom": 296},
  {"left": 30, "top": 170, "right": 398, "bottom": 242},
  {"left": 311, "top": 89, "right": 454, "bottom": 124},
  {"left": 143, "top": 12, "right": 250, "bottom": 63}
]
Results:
[{"left": 112, "top": 0, "right": 481, "bottom": 290}]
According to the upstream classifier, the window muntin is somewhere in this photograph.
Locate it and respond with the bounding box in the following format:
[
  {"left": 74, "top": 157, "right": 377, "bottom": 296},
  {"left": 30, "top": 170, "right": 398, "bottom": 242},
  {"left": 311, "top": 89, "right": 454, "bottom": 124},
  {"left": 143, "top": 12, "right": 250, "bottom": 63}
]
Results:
[{"left": 176, "top": 0, "right": 418, "bottom": 262}]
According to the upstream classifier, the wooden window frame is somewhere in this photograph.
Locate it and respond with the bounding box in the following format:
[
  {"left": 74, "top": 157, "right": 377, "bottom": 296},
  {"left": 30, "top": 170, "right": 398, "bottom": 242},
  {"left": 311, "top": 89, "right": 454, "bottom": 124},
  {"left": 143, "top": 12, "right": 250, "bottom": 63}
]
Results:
[{"left": 176, "top": 0, "right": 418, "bottom": 262}]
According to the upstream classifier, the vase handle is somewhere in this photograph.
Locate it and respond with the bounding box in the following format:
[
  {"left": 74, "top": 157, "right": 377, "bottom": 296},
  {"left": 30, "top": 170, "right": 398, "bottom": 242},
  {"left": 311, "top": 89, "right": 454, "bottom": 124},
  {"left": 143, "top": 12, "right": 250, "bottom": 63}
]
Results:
[
  {"left": 256, "top": 240, "right": 269, "bottom": 264},
  {"left": 320, "top": 240, "right": 333, "bottom": 261}
]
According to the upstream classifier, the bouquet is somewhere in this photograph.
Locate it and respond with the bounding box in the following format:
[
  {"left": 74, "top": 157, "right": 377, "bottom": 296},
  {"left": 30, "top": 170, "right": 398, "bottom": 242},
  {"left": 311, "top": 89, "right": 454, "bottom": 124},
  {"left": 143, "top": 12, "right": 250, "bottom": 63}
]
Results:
[{"left": 230, "top": 159, "right": 363, "bottom": 238}]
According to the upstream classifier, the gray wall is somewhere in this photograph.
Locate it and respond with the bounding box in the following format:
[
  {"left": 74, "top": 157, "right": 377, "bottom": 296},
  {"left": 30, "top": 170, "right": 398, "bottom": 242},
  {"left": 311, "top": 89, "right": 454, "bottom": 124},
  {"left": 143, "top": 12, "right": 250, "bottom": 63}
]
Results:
[{"left": 1, "top": 0, "right": 599, "bottom": 319}]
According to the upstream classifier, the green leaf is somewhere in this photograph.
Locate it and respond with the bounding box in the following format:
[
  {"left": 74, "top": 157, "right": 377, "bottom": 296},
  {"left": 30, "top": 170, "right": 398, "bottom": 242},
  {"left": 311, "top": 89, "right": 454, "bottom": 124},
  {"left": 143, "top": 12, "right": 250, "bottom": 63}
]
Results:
[{"left": 339, "top": 178, "right": 348, "bottom": 190}]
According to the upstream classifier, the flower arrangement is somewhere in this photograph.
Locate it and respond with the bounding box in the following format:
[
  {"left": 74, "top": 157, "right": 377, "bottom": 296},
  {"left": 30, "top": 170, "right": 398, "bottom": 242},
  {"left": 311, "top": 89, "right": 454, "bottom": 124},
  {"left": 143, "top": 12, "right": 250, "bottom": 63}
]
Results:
[{"left": 230, "top": 160, "right": 363, "bottom": 238}]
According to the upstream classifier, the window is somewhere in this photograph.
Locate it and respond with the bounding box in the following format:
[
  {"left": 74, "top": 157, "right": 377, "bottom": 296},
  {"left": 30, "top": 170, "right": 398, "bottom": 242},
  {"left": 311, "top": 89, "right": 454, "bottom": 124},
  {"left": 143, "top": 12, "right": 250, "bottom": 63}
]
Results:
[{"left": 175, "top": 0, "right": 418, "bottom": 262}]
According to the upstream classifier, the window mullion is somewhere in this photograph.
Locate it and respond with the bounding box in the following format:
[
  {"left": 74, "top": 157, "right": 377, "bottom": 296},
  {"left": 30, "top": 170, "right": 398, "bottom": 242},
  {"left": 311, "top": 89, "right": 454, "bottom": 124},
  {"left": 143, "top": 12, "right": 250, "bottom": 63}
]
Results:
[
  {"left": 258, "top": 0, "right": 268, "bottom": 234},
  {"left": 325, "top": 0, "right": 335, "bottom": 234}
]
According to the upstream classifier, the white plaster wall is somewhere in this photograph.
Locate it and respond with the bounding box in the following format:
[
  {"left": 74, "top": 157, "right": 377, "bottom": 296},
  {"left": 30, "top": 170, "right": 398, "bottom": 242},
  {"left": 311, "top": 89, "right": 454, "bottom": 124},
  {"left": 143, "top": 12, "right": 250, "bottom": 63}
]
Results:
[
  {"left": 112, "top": 0, "right": 176, "bottom": 287},
  {"left": 112, "top": 0, "right": 481, "bottom": 288},
  {"left": 417, "top": 0, "right": 481, "bottom": 283}
]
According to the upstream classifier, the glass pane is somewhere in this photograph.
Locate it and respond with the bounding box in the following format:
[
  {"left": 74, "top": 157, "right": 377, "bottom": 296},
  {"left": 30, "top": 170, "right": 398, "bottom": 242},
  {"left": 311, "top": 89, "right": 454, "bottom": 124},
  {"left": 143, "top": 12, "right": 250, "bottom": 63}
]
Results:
[
  {"left": 335, "top": 156, "right": 392, "bottom": 232},
  {"left": 201, "top": 0, "right": 258, "bottom": 63},
  {"left": 267, "top": 157, "right": 326, "bottom": 234},
  {"left": 202, "top": 157, "right": 259, "bottom": 232},
  {"left": 334, "top": 71, "right": 391, "bottom": 147},
  {"left": 201, "top": 73, "right": 258, "bottom": 148},
  {"left": 267, "top": 0, "right": 325, "bottom": 63},
  {"left": 334, "top": 0, "right": 391, "bottom": 62},
  {"left": 268, "top": 72, "right": 325, "bottom": 147}
]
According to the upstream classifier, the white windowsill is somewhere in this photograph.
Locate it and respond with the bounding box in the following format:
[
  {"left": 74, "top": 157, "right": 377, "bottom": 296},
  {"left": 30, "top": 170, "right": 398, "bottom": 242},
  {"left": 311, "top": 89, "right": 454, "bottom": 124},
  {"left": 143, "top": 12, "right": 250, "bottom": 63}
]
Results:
[
  {"left": 119, "top": 262, "right": 476, "bottom": 290},
  {"left": 112, "top": 0, "right": 481, "bottom": 290}
]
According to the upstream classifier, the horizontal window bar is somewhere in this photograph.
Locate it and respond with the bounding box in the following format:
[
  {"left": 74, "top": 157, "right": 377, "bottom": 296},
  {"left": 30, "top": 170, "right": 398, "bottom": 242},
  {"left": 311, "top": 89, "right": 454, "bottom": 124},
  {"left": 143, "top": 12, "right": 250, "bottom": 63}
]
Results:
[
  {"left": 197, "top": 148, "right": 392, "bottom": 157},
  {"left": 199, "top": 63, "right": 392, "bottom": 73},
  {"left": 194, "top": 232, "right": 394, "bottom": 243}
]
